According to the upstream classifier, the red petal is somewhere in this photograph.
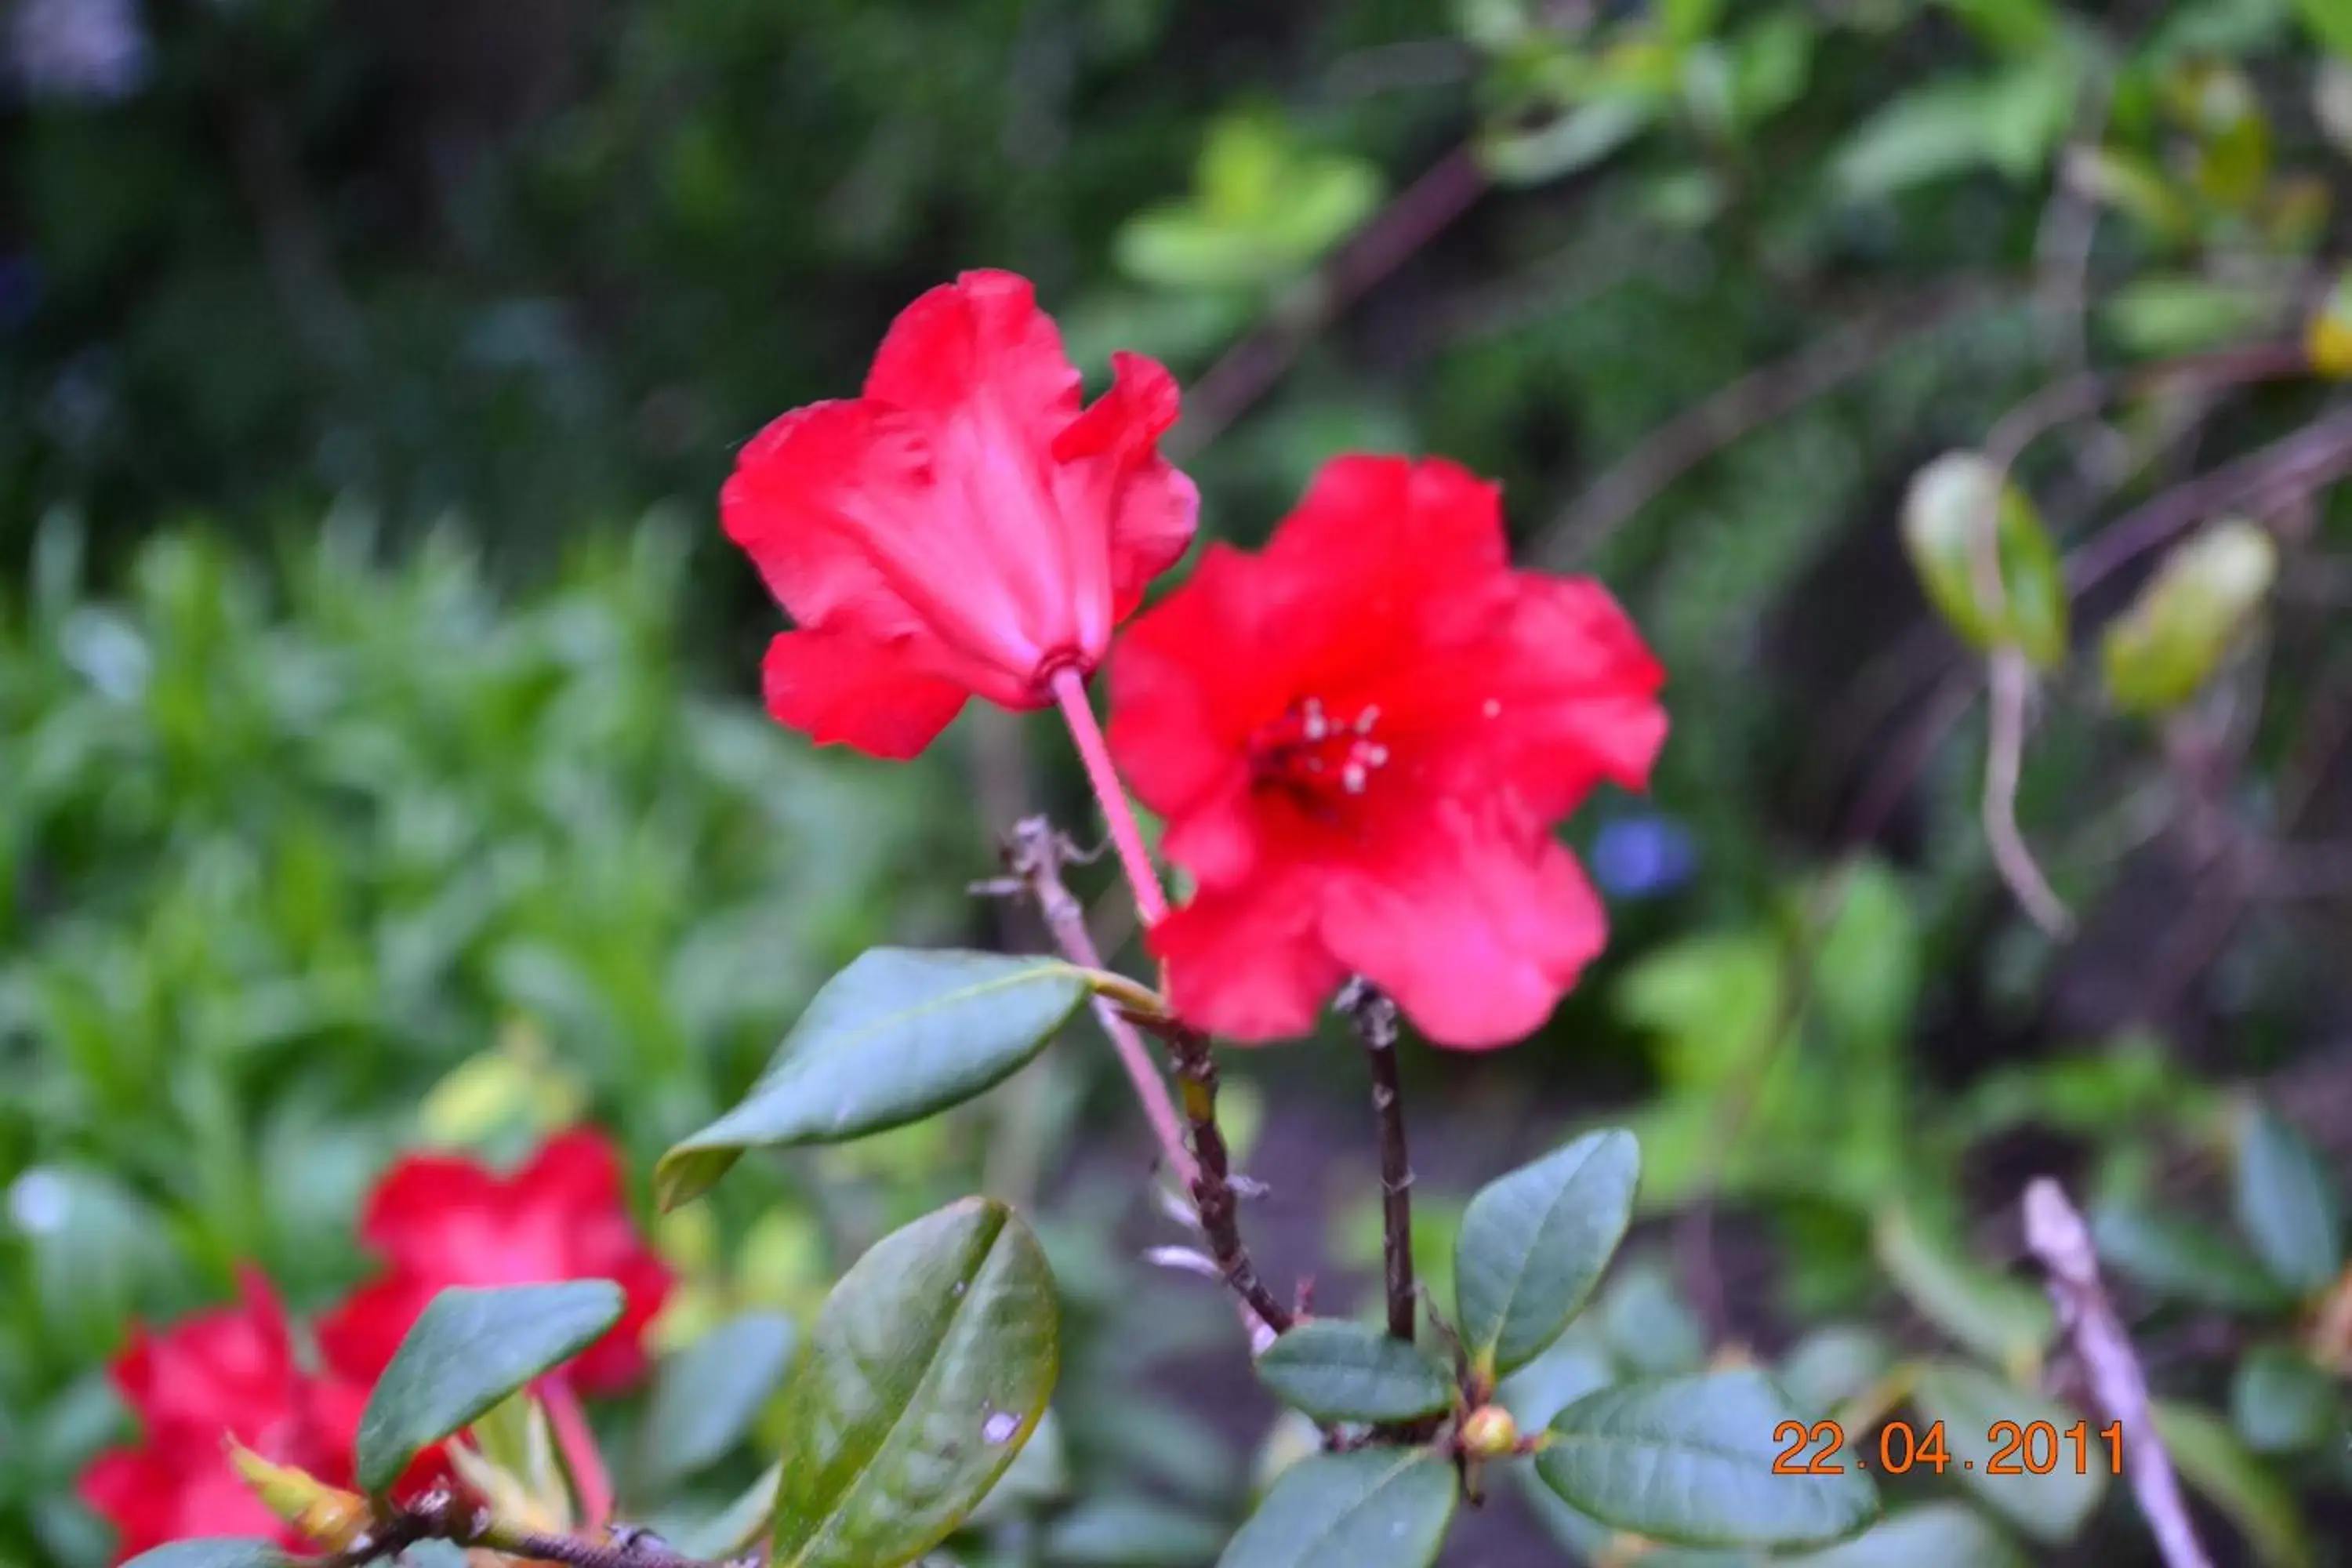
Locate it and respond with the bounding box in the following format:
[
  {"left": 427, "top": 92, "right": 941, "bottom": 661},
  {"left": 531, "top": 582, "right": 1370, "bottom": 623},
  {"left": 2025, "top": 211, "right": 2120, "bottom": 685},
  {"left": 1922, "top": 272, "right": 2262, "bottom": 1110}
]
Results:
[
  {"left": 1052, "top": 351, "right": 1198, "bottom": 623},
  {"left": 358, "top": 1152, "right": 501, "bottom": 1267},
  {"left": 568, "top": 1248, "right": 673, "bottom": 1394},
  {"left": 1152, "top": 868, "right": 1345, "bottom": 1043},
  {"left": 865, "top": 270, "right": 1081, "bottom": 423},
  {"left": 1109, "top": 546, "right": 1279, "bottom": 824},
  {"left": 761, "top": 629, "right": 969, "bottom": 759},
  {"left": 1320, "top": 801, "right": 1606, "bottom": 1050},
  {"left": 514, "top": 1127, "right": 624, "bottom": 1220},
  {"left": 720, "top": 401, "right": 935, "bottom": 641},
  {"left": 314, "top": 1274, "right": 436, "bottom": 1387}
]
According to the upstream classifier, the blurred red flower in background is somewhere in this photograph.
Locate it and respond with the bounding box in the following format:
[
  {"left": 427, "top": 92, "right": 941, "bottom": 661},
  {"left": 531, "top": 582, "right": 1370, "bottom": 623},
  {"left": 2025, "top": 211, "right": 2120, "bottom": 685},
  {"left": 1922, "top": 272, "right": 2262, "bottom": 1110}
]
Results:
[
  {"left": 720, "top": 269, "right": 1198, "bottom": 758},
  {"left": 315, "top": 1128, "right": 671, "bottom": 1395},
  {"left": 78, "top": 1271, "right": 382, "bottom": 1562},
  {"left": 1108, "top": 455, "right": 1668, "bottom": 1049}
]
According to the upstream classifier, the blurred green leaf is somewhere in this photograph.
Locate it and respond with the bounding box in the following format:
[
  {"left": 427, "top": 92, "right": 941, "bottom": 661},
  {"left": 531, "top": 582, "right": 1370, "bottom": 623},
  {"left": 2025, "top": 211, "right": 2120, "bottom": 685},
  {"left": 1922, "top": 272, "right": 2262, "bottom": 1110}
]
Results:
[
  {"left": 1776, "top": 1502, "right": 2030, "bottom": 1566},
  {"left": 1907, "top": 1362, "right": 2103, "bottom": 1542},
  {"left": 670, "top": 1460, "right": 784, "bottom": 1563},
  {"left": 120, "top": 1544, "right": 291, "bottom": 1568},
  {"left": 2230, "top": 1347, "right": 2343, "bottom": 1455},
  {"left": 1536, "top": 1369, "right": 1878, "bottom": 1548},
  {"left": 768, "top": 1198, "right": 1058, "bottom": 1568},
  {"left": 1254, "top": 1319, "right": 1453, "bottom": 1425},
  {"left": 1871, "top": 1206, "right": 2054, "bottom": 1371},
  {"left": 356, "top": 1281, "right": 624, "bottom": 1493},
  {"left": 2101, "top": 277, "right": 2285, "bottom": 357},
  {"left": 1044, "top": 1496, "right": 1227, "bottom": 1566},
  {"left": 1217, "top": 1450, "right": 1457, "bottom": 1568},
  {"left": 656, "top": 950, "right": 1091, "bottom": 1209},
  {"left": 2154, "top": 1399, "right": 2314, "bottom": 1568},
  {"left": 2232, "top": 1105, "right": 2342, "bottom": 1294},
  {"left": 2291, "top": 0, "right": 2352, "bottom": 56},
  {"left": 1777, "top": 1327, "right": 1895, "bottom": 1417},
  {"left": 1454, "top": 1129, "right": 1640, "bottom": 1380},
  {"left": 632, "top": 1312, "right": 799, "bottom": 1498},
  {"left": 2091, "top": 1203, "right": 2294, "bottom": 1311},
  {"left": 1831, "top": 53, "right": 2077, "bottom": 196}
]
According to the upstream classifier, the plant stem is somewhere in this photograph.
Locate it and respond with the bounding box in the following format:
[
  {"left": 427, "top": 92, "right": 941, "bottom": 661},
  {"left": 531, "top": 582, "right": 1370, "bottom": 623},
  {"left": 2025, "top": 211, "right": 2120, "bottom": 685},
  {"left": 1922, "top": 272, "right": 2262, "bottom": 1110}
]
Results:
[
  {"left": 1048, "top": 666, "right": 1167, "bottom": 928},
  {"left": 1160, "top": 1016, "right": 1294, "bottom": 1341},
  {"left": 539, "top": 1375, "right": 612, "bottom": 1532},
  {"left": 1337, "top": 979, "right": 1415, "bottom": 1343},
  {"left": 1007, "top": 817, "right": 1195, "bottom": 1189}
]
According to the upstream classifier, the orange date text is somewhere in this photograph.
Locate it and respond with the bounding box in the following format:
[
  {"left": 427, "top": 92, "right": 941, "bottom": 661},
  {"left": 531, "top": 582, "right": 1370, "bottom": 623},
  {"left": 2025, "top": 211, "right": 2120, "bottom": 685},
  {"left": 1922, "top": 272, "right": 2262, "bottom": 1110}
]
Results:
[{"left": 1770, "top": 1418, "right": 2124, "bottom": 1476}]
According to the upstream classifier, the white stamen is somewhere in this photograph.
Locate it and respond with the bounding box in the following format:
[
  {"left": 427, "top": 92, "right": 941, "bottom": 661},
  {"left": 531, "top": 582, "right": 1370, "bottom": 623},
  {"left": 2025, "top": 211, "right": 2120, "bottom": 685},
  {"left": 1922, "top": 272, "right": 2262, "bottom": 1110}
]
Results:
[
  {"left": 1363, "top": 743, "right": 1389, "bottom": 765},
  {"left": 1482, "top": 699, "right": 1502, "bottom": 718},
  {"left": 1342, "top": 762, "right": 1368, "bottom": 793},
  {"left": 1355, "top": 705, "right": 1381, "bottom": 733}
]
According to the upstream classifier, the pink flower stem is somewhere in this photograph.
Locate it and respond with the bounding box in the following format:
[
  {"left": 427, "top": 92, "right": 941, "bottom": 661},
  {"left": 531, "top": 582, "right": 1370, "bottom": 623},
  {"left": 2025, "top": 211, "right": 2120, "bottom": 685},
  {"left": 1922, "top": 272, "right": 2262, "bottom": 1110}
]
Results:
[
  {"left": 539, "top": 1374, "right": 612, "bottom": 1531},
  {"left": 1049, "top": 666, "right": 1168, "bottom": 928}
]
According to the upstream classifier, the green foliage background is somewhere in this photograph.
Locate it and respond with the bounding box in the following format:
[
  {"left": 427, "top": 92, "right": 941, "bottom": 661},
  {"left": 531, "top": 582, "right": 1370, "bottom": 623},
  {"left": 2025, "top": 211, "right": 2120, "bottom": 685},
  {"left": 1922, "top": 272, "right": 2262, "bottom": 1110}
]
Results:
[{"left": 6, "top": 0, "right": 2352, "bottom": 1563}]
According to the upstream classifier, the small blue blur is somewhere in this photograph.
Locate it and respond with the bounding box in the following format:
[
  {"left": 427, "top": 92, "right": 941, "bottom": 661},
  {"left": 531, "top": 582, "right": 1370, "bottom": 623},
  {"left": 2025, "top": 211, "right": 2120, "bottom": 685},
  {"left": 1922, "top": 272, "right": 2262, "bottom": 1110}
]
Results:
[{"left": 1589, "top": 814, "right": 1697, "bottom": 900}]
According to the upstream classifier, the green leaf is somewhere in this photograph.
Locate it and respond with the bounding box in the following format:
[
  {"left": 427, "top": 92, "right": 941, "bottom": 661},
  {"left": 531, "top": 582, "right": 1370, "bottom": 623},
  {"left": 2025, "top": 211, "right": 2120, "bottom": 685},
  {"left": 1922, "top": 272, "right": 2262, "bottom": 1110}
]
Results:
[
  {"left": 1871, "top": 1204, "right": 2053, "bottom": 1370},
  {"left": 1044, "top": 1496, "right": 1229, "bottom": 1566},
  {"left": 1897, "top": 453, "right": 2068, "bottom": 668},
  {"left": 357, "top": 1281, "right": 623, "bottom": 1493},
  {"left": 1777, "top": 1327, "right": 1895, "bottom": 1417},
  {"left": 2230, "top": 1347, "right": 2343, "bottom": 1455},
  {"left": 1907, "top": 1362, "right": 2103, "bottom": 1543},
  {"left": 2155, "top": 1399, "right": 2314, "bottom": 1568},
  {"left": 768, "top": 1197, "right": 1058, "bottom": 1568},
  {"left": 2292, "top": 0, "right": 2352, "bottom": 56},
  {"left": 2232, "top": 1105, "right": 2342, "bottom": 1294},
  {"left": 1810, "top": 859, "right": 1921, "bottom": 1055},
  {"left": 656, "top": 949, "right": 1091, "bottom": 1208},
  {"left": 2090, "top": 1202, "right": 2292, "bottom": 1311},
  {"left": 1775, "top": 1502, "right": 2030, "bottom": 1567},
  {"left": 632, "top": 1312, "right": 799, "bottom": 1497},
  {"left": 2101, "top": 277, "right": 2284, "bottom": 358},
  {"left": 1455, "top": 1129, "right": 1640, "bottom": 1379},
  {"left": 121, "top": 1543, "right": 290, "bottom": 1568},
  {"left": 1535, "top": 1369, "right": 1878, "bottom": 1548},
  {"left": 1477, "top": 96, "right": 1657, "bottom": 187},
  {"left": 1496, "top": 1333, "right": 1619, "bottom": 1430},
  {"left": 672, "top": 1459, "right": 784, "bottom": 1562},
  {"left": 1254, "top": 1319, "right": 1454, "bottom": 1425},
  {"left": 1217, "top": 1450, "right": 1457, "bottom": 1568},
  {"left": 1831, "top": 53, "right": 2075, "bottom": 197}
]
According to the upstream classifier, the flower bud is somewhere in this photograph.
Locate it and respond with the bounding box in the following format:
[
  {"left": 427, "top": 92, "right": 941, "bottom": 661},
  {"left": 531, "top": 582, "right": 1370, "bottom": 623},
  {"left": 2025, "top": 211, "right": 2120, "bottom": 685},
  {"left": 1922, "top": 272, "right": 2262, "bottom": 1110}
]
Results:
[
  {"left": 1900, "top": 452, "right": 2068, "bottom": 670},
  {"left": 2307, "top": 270, "right": 2352, "bottom": 380},
  {"left": 1458, "top": 1404, "right": 1520, "bottom": 1459},
  {"left": 2100, "top": 519, "right": 2277, "bottom": 715},
  {"left": 227, "top": 1439, "right": 370, "bottom": 1551}
]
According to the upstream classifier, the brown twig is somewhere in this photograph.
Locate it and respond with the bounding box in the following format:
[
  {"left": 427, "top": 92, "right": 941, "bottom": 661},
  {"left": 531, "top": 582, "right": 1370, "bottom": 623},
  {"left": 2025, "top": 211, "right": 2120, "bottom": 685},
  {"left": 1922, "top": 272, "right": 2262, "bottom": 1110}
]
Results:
[
  {"left": 319, "top": 1494, "right": 746, "bottom": 1568},
  {"left": 2023, "top": 1179, "right": 2213, "bottom": 1568},
  {"left": 1156, "top": 1014, "right": 1295, "bottom": 1342},
  {"left": 1337, "top": 978, "right": 1415, "bottom": 1343},
  {"left": 1171, "top": 144, "right": 1488, "bottom": 459}
]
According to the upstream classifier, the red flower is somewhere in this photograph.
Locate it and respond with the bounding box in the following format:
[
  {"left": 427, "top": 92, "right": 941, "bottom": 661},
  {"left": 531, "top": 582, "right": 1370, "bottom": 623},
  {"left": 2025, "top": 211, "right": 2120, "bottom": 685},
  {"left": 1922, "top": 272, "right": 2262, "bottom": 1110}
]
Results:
[
  {"left": 316, "top": 1129, "right": 671, "bottom": 1396},
  {"left": 721, "top": 270, "right": 1198, "bottom": 758},
  {"left": 1107, "top": 456, "right": 1667, "bottom": 1049},
  {"left": 78, "top": 1270, "right": 377, "bottom": 1563}
]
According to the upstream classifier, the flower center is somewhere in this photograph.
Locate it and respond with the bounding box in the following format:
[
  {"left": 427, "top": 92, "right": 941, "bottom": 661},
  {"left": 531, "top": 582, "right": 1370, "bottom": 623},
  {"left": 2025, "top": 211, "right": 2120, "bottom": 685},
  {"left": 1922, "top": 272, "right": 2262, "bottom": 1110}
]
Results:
[{"left": 1249, "top": 696, "right": 1390, "bottom": 800}]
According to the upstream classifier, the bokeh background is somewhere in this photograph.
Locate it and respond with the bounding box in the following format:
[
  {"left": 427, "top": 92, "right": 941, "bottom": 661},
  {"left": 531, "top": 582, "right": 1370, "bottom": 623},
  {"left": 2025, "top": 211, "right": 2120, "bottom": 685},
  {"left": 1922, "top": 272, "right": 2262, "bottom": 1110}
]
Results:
[{"left": 7, "top": 0, "right": 2352, "bottom": 1563}]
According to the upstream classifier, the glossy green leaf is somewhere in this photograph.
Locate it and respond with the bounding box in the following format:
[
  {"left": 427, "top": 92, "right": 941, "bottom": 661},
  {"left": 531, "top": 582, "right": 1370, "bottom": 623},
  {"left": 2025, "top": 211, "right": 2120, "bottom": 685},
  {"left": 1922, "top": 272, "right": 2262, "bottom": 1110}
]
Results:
[
  {"left": 1907, "top": 1362, "right": 2103, "bottom": 1542},
  {"left": 656, "top": 949, "right": 1091, "bottom": 1208},
  {"left": 1455, "top": 1129, "right": 1640, "bottom": 1379},
  {"left": 768, "top": 1197, "right": 1058, "bottom": 1568},
  {"left": 2230, "top": 1347, "right": 2342, "bottom": 1455},
  {"left": 1254, "top": 1319, "right": 1453, "bottom": 1424},
  {"left": 1535, "top": 1369, "right": 1878, "bottom": 1548},
  {"left": 121, "top": 1543, "right": 290, "bottom": 1568},
  {"left": 1897, "top": 452, "right": 2067, "bottom": 668},
  {"left": 2232, "top": 1105, "right": 2342, "bottom": 1294},
  {"left": 1871, "top": 1204, "right": 2053, "bottom": 1370},
  {"left": 2155, "top": 1399, "right": 2314, "bottom": 1568},
  {"left": 1776, "top": 1502, "right": 2030, "bottom": 1567},
  {"left": 1217, "top": 1450, "right": 1457, "bottom": 1568},
  {"left": 633, "top": 1311, "right": 799, "bottom": 1496},
  {"left": 357, "top": 1281, "right": 623, "bottom": 1492},
  {"left": 2102, "top": 521, "right": 2277, "bottom": 714}
]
